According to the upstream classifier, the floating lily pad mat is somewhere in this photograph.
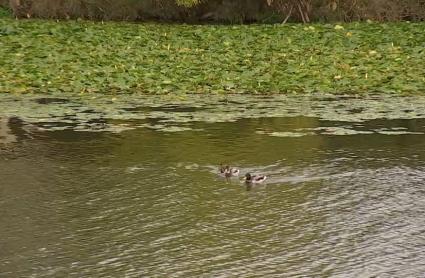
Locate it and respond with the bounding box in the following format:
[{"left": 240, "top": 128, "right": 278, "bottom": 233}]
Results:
[
  {"left": 0, "top": 18, "right": 424, "bottom": 94},
  {"left": 1, "top": 93, "right": 425, "bottom": 135}
]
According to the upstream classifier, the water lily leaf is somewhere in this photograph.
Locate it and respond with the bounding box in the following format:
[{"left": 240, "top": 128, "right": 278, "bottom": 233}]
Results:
[{"left": 0, "top": 18, "right": 424, "bottom": 95}]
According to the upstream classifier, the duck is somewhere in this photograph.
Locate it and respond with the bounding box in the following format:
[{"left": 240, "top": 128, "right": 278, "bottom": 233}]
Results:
[
  {"left": 219, "top": 165, "right": 240, "bottom": 177},
  {"left": 244, "top": 173, "right": 267, "bottom": 184}
]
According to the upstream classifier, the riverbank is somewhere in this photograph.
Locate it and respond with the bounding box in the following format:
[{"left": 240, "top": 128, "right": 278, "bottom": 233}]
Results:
[{"left": 1, "top": 17, "right": 424, "bottom": 94}]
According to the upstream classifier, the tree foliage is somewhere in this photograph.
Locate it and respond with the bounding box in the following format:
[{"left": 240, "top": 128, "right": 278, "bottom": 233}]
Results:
[{"left": 175, "top": 0, "right": 202, "bottom": 7}]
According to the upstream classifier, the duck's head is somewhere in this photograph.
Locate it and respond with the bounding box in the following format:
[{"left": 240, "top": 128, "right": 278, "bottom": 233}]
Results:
[
  {"left": 245, "top": 173, "right": 252, "bottom": 180},
  {"left": 219, "top": 164, "right": 231, "bottom": 174}
]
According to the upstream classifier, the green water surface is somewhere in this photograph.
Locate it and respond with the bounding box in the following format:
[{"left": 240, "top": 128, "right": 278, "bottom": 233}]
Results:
[{"left": 1, "top": 94, "right": 424, "bottom": 277}]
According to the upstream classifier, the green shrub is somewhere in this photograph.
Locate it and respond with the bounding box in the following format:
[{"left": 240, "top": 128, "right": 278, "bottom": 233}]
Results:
[
  {"left": 6, "top": 0, "right": 425, "bottom": 22},
  {"left": 0, "top": 5, "right": 12, "bottom": 18}
]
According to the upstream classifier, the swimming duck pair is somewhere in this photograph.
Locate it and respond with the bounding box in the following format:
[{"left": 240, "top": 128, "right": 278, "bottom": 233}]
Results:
[{"left": 219, "top": 165, "right": 267, "bottom": 184}]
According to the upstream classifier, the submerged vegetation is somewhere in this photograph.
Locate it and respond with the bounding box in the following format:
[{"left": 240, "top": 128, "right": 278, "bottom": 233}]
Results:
[
  {"left": 2, "top": 93, "right": 425, "bottom": 134},
  {"left": 0, "top": 16, "right": 424, "bottom": 94}
]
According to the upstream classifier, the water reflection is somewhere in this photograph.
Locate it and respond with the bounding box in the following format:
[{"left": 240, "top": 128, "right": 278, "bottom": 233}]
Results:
[
  {"left": 0, "top": 117, "right": 19, "bottom": 145},
  {"left": 2, "top": 93, "right": 425, "bottom": 133},
  {"left": 1, "top": 108, "right": 425, "bottom": 277}
]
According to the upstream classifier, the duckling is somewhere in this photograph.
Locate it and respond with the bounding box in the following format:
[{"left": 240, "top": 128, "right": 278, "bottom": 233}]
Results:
[
  {"left": 219, "top": 165, "right": 240, "bottom": 177},
  {"left": 244, "top": 173, "right": 267, "bottom": 184}
]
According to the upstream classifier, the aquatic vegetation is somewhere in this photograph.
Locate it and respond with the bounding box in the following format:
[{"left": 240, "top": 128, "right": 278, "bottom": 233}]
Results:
[
  {"left": 0, "top": 18, "right": 424, "bottom": 94},
  {"left": 1, "top": 93, "right": 425, "bottom": 134},
  {"left": 256, "top": 130, "right": 310, "bottom": 137}
]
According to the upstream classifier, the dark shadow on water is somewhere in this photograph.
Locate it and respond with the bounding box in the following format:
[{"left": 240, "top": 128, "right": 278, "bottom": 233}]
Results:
[
  {"left": 35, "top": 97, "right": 70, "bottom": 105},
  {"left": 0, "top": 117, "right": 30, "bottom": 145},
  {"left": 122, "top": 105, "right": 205, "bottom": 113}
]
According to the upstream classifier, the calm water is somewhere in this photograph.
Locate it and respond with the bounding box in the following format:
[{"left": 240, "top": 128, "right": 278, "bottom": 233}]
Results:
[{"left": 1, "top": 94, "right": 425, "bottom": 277}]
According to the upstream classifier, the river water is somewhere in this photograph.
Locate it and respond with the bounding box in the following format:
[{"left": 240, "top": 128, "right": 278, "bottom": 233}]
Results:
[{"left": 1, "top": 94, "right": 424, "bottom": 277}]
